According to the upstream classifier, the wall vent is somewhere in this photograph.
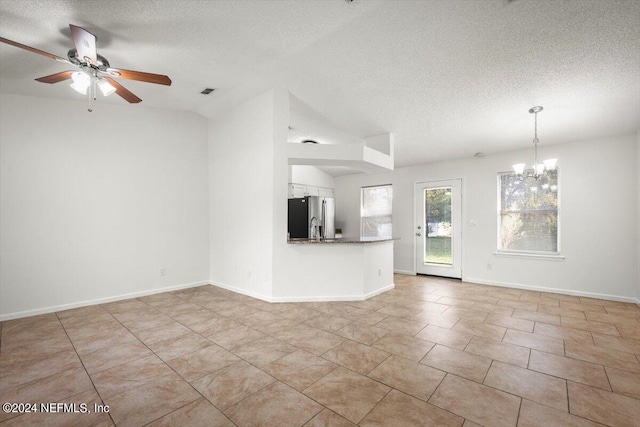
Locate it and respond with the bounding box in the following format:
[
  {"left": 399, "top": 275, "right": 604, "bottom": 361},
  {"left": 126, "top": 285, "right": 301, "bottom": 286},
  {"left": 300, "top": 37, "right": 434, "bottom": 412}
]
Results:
[{"left": 200, "top": 88, "right": 215, "bottom": 95}]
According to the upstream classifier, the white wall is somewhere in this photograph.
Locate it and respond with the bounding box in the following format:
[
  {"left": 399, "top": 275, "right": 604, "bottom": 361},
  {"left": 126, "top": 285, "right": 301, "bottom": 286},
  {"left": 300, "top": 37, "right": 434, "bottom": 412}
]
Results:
[
  {"left": 209, "top": 90, "right": 276, "bottom": 299},
  {"left": 290, "top": 165, "right": 335, "bottom": 189},
  {"left": 336, "top": 133, "right": 639, "bottom": 302},
  {"left": 0, "top": 94, "right": 209, "bottom": 319}
]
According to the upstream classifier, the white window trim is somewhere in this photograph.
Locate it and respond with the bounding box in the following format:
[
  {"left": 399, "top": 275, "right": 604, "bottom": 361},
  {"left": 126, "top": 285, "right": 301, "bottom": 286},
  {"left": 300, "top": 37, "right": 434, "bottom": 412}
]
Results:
[
  {"left": 496, "top": 169, "right": 561, "bottom": 256},
  {"left": 493, "top": 250, "right": 565, "bottom": 261}
]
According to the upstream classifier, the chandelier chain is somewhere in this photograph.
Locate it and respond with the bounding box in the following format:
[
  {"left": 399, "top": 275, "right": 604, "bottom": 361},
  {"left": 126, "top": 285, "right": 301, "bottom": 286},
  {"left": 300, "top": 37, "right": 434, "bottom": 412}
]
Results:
[
  {"left": 533, "top": 110, "right": 539, "bottom": 176},
  {"left": 513, "top": 105, "right": 556, "bottom": 179}
]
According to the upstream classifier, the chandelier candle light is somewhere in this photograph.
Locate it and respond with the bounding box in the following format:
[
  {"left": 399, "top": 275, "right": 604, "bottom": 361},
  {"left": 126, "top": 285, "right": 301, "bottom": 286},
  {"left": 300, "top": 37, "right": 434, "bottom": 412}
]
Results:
[{"left": 512, "top": 106, "right": 557, "bottom": 179}]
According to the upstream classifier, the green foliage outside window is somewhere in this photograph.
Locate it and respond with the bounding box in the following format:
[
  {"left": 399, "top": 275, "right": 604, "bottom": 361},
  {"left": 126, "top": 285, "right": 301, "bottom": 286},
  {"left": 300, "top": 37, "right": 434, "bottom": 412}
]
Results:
[{"left": 499, "top": 169, "right": 558, "bottom": 253}]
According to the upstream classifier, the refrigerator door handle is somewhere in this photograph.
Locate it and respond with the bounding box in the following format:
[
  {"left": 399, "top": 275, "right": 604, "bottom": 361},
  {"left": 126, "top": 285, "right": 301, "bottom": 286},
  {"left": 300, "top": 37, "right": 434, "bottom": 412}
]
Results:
[{"left": 321, "top": 199, "right": 326, "bottom": 239}]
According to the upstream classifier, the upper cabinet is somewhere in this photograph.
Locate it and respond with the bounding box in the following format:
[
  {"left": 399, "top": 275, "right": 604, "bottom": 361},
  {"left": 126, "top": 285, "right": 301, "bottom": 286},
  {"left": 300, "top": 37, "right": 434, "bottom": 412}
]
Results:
[
  {"left": 318, "top": 187, "right": 334, "bottom": 198},
  {"left": 289, "top": 184, "right": 306, "bottom": 198}
]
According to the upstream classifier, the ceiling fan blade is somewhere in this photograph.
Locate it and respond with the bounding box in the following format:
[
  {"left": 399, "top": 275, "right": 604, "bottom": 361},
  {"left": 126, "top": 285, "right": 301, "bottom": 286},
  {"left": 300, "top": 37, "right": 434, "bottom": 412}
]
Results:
[
  {"left": 69, "top": 24, "right": 97, "bottom": 65},
  {"left": 104, "top": 77, "right": 142, "bottom": 103},
  {"left": 35, "top": 70, "right": 74, "bottom": 84},
  {"left": 0, "top": 36, "right": 70, "bottom": 64},
  {"left": 107, "top": 68, "right": 172, "bottom": 86}
]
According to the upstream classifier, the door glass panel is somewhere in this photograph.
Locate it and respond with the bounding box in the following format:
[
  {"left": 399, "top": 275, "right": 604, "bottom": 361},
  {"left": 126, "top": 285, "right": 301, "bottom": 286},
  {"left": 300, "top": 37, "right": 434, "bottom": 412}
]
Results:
[{"left": 424, "top": 187, "right": 452, "bottom": 265}]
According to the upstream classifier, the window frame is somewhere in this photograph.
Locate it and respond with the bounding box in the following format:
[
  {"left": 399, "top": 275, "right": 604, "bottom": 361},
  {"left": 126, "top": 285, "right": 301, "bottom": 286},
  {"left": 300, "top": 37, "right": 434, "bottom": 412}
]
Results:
[
  {"left": 496, "top": 169, "right": 561, "bottom": 256},
  {"left": 360, "top": 184, "right": 393, "bottom": 239}
]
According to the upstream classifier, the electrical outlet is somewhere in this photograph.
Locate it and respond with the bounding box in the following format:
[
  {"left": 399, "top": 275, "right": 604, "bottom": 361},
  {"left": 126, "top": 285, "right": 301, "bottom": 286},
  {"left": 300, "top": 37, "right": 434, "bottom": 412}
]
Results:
[
  {"left": 486, "top": 263, "right": 492, "bottom": 270},
  {"left": 378, "top": 268, "right": 382, "bottom": 277},
  {"left": 160, "top": 267, "right": 166, "bottom": 276}
]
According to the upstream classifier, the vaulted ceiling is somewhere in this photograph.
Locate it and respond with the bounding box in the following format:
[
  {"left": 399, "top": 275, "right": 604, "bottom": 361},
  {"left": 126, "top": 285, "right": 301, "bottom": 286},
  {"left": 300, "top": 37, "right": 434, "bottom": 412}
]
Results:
[{"left": 1, "top": 0, "right": 639, "bottom": 168}]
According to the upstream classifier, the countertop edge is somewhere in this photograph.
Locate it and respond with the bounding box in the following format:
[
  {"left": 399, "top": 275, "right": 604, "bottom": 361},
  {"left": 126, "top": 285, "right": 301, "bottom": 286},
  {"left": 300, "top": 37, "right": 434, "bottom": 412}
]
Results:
[{"left": 287, "top": 237, "right": 399, "bottom": 245}]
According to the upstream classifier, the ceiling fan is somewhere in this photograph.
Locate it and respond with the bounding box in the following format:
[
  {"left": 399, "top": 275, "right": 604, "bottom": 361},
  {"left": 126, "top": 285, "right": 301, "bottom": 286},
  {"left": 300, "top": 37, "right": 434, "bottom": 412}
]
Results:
[{"left": 0, "top": 24, "right": 171, "bottom": 110}]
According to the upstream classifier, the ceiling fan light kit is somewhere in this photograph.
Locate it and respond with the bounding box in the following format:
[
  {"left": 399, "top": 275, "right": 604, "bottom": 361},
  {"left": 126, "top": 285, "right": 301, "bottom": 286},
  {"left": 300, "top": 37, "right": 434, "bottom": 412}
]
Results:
[
  {"left": 70, "top": 71, "right": 90, "bottom": 95},
  {"left": 0, "top": 24, "right": 172, "bottom": 111},
  {"left": 97, "top": 78, "right": 116, "bottom": 96},
  {"left": 512, "top": 106, "right": 558, "bottom": 180}
]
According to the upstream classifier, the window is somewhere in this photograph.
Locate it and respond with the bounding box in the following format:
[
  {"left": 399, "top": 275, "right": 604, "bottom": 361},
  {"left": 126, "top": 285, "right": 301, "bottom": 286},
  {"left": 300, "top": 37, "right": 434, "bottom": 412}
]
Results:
[
  {"left": 498, "top": 169, "right": 559, "bottom": 253},
  {"left": 425, "top": 187, "right": 453, "bottom": 264},
  {"left": 361, "top": 185, "right": 393, "bottom": 238}
]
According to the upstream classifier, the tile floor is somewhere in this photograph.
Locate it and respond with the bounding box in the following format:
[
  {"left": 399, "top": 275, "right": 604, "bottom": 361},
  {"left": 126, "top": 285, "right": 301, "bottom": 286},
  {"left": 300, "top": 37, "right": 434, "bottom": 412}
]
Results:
[{"left": 1, "top": 274, "right": 640, "bottom": 426}]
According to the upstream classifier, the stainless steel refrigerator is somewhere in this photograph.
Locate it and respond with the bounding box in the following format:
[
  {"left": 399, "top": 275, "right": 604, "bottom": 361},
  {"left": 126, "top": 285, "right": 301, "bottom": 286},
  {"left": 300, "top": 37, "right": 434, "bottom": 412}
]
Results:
[{"left": 288, "top": 196, "right": 335, "bottom": 239}]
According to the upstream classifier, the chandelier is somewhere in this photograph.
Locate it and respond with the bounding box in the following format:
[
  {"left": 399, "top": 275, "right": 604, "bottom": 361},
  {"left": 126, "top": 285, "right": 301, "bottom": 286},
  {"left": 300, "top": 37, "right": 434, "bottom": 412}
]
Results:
[{"left": 512, "top": 106, "right": 557, "bottom": 180}]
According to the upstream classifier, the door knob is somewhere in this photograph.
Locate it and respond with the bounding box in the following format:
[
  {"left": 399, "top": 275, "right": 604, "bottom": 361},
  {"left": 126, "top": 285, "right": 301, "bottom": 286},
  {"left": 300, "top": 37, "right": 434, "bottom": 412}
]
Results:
[
  {"left": 417, "top": 226, "right": 421, "bottom": 230},
  {"left": 416, "top": 232, "right": 421, "bottom": 236}
]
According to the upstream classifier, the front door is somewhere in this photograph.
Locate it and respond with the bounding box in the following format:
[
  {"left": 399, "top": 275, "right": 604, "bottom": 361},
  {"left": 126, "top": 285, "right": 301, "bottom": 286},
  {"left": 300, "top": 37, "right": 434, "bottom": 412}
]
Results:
[{"left": 415, "top": 179, "right": 462, "bottom": 278}]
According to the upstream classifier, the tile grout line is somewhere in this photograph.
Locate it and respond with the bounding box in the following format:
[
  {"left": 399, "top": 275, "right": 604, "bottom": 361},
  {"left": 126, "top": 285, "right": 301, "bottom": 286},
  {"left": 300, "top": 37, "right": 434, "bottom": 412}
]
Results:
[
  {"left": 355, "top": 386, "right": 393, "bottom": 424},
  {"left": 601, "top": 364, "right": 614, "bottom": 392},
  {"left": 142, "top": 290, "right": 288, "bottom": 426},
  {"left": 426, "top": 372, "right": 492, "bottom": 423},
  {"left": 103, "top": 296, "right": 221, "bottom": 425},
  {"left": 515, "top": 396, "right": 524, "bottom": 427},
  {"left": 140, "top": 291, "right": 344, "bottom": 424},
  {"left": 564, "top": 380, "right": 626, "bottom": 425},
  {"left": 169, "top": 297, "right": 308, "bottom": 409},
  {"left": 54, "top": 311, "right": 117, "bottom": 427}
]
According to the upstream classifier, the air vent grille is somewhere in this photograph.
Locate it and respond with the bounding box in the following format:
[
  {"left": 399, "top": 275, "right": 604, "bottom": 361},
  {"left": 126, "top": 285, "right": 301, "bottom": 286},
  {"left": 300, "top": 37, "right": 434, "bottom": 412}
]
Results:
[{"left": 200, "top": 88, "right": 215, "bottom": 95}]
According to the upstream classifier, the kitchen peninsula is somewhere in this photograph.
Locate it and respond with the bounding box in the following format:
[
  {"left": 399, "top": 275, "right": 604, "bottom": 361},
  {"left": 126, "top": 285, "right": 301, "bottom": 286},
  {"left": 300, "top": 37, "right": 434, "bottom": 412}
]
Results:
[
  {"left": 277, "top": 236, "right": 396, "bottom": 301},
  {"left": 278, "top": 96, "right": 397, "bottom": 302}
]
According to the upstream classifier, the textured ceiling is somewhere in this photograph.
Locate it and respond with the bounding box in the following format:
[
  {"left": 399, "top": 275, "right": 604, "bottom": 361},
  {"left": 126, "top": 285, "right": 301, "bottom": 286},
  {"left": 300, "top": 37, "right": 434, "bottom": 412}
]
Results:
[{"left": 1, "top": 0, "right": 639, "bottom": 169}]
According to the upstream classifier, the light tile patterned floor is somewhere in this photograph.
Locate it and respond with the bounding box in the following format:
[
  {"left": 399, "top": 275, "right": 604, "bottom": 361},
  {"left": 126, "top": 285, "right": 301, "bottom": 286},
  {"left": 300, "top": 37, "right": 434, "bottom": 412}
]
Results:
[{"left": 1, "top": 274, "right": 639, "bottom": 426}]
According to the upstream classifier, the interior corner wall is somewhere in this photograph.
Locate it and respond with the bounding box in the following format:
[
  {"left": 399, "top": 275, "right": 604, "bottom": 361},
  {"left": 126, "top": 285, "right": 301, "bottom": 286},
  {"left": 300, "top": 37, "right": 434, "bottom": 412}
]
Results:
[
  {"left": 335, "top": 133, "right": 639, "bottom": 302},
  {"left": 637, "top": 130, "right": 640, "bottom": 302},
  {"left": 208, "top": 90, "right": 276, "bottom": 300},
  {"left": 0, "top": 94, "right": 210, "bottom": 320}
]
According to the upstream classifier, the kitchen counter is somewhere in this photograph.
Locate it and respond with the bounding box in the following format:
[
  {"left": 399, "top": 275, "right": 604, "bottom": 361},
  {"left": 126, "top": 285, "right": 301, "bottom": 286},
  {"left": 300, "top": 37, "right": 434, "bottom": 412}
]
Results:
[
  {"left": 279, "top": 236, "right": 395, "bottom": 301},
  {"left": 287, "top": 237, "right": 398, "bottom": 244}
]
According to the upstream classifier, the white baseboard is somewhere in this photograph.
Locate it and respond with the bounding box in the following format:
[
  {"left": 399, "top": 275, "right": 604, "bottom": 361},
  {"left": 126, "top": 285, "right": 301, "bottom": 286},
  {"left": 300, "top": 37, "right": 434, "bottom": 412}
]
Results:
[
  {"left": 272, "top": 283, "right": 396, "bottom": 302},
  {"left": 210, "top": 282, "right": 395, "bottom": 303},
  {"left": 0, "top": 280, "right": 210, "bottom": 321},
  {"left": 364, "top": 283, "right": 396, "bottom": 299},
  {"left": 209, "top": 281, "right": 273, "bottom": 302},
  {"left": 1, "top": 279, "right": 397, "bottom": 322},
  {"left": 5, "top": 273, "right": 635, "bottom": 321},
  {"left": 394, "top": 269, "right": 415, "bottom": 275},
  {"left": 464, "top": 277, "right": 640, "bottom": 304}
]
